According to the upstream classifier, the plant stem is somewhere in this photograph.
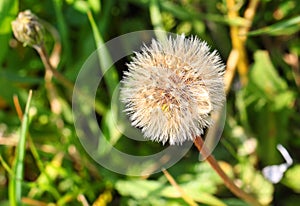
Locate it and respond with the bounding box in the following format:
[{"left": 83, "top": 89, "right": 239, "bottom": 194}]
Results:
[
  {"left": 9, "top": 90, "right": 32, "bottom": 206},
  {"left": 194, "top": 136, "right": 262, "bottom": 206},
  {"left": 34, "top": 45, "right": 106, "bottom": 114},
  {"left": 35, "top": 45, "right": 74, "bottom": 91},
  {"left": 162, "top": 169, "right": 198, "bottom": 206}
]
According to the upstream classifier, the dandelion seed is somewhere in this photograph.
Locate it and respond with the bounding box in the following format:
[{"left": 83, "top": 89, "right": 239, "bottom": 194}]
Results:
[{"left": 120, "top": 34, "right": 225, "bottom": 145}]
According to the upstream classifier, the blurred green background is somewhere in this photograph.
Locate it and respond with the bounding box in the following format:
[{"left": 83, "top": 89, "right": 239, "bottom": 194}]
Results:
[{"left": 0, "top": 0, "right": 300, "bottom": 205}]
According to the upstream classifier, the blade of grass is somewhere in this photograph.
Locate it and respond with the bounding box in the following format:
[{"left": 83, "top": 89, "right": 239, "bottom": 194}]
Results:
[
  {"left": 13, "top": 94, "right": 60, "bottom": 199},
  {"left": 149, "top": 0, "right": 166, "bottom": 40},
  {"left": 9, "top": 90, "right": 33, "bottom": 206},
  {"left": 247, "top": 16, "right": 300, "bottom": 36},
  {"left": 87, "top": 10, "right": 119, "bottom": 98},
  {"left": 98, "top": 0, "right": 114, "bottom": 35},
  {"left": 87, "top": 10, "right": 122, "bottom": 146},
  {"left": 0, "top": 155, "right": 13, "bottom": 175},
  {"left": 52, "top": 0, "right": 72, "bottom": 66},
  {"left": 162, "top": 169, "right": 198, "bottom": 206}
]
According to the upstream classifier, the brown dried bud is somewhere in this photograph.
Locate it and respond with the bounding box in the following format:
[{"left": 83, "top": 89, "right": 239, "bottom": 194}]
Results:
[{"left": 11, "top": 10, "right": 45, "bottom": 48}]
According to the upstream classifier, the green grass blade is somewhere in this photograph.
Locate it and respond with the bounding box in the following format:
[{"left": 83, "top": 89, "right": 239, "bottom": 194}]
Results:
[
  {"left": 87, "top": 10, "right": 122, "bottom": 145},
  {"left": 87, "top": 10, "right": 119, "bottom": 98},
  {"left": 9, "top": 90, "right": 33, "bottom": 206},
  {"left": 52, "top": 0, "right": 72, "bottom": 65},
  {"left": 247, "top": 16, "right": 300, "bottom": 36},
  {"left": 149, "top": 0, "right": 166, "bottom": 40},
  {"left": 0, "top": 155, "right": 12, "bottom": 175}
]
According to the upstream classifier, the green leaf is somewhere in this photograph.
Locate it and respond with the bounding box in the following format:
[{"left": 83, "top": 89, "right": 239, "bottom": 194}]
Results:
[
  {"left": 222, "top": 198, "right": 249, "bottom": 206},
  {"left": 88, "top": 0, "right": 101, "bottom": 13},
  {"left": 239, "top": 162, "right": 274, "bottom": 205},
  {"left": 237, "top": 50, "right": 296, "bottom": 164},
  {"left": 0, "top": 0, "right": 18, "bottom": 64},
  {"left": 116, "top": 177, "right": 226, "bottom": 206},
  {"left": 251, "top": 51, "right": 287, "bottom": 95},
  {"left": 248, "top": 16, "right": 300, "bottom": 36},
  {"left": 87, "top": 10, "right": 119, "bottom": 98},
  {"left": 161, "top": 185, "right": 226, "bottom": 206},
  {"left": 246, "top": 50, "right": 296, "bottom": 110},
  {"left": 9, "top": 91, "right": 32, "bottom": 206},
  {"left": 73, "top": 0, "right": 90, "bottom": 13},
  {"left": 101, "top": 108, "right": 123, "bottom": 147},
  {"left": 282, "top": 165, "right": 300, "bottom": 193},
  {"left": 115, "top": 179, "right": 164, "bottom": 199}
]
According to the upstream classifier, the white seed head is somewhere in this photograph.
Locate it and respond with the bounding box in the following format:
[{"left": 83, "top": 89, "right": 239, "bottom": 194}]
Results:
[{"left": 120, "top": 34, "right": 225, "bottom": 145}]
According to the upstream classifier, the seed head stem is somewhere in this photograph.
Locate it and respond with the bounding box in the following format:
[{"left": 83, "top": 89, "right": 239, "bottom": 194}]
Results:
[
  {"left": 35, "top": 45, "right": 74, "bottom": 91},
  {"left": 194, "top": 136, "right": 262, "bottom": 206}
]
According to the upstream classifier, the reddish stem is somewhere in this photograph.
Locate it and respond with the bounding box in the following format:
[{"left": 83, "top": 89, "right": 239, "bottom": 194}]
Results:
[{"left": 194, "top": 136, "right": 262, "bottom": 206}]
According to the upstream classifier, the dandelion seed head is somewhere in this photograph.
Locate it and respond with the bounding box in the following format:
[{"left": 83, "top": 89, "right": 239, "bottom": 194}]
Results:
[{"left": 121, "top": 34, "right": 225, "bottom": 145}]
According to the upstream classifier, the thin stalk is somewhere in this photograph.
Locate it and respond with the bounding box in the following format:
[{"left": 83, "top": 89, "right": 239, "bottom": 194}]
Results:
[
  {"left": 35, "top": 45, "right": 74, "bottom": 91},
  {"left": 225, "top": 0, "right": 260, "bottom": 92},
  {"left": 162, "top": 169, "right": 198, "bottom": 206},
  {"left": 194, "top": 136, "right": 262, "bottom": 206},
  {"left": 226, "top": 0, "right": 249, "bottom": 86},
  {"left": 87, "top": 10, "right": 119, "bottom": 98},
  {"left": 9, "top": 90, "right": 33, "bottom": 206},
  {"left": 34, "top": 44, "right": 106, "bottom": 114},
  {"left": 149, "top": 0, "right": 166, "bottom": 41}
]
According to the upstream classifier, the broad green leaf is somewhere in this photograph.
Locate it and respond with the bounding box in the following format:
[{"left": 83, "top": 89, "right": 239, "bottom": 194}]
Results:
[
  {"left": 161, "top": 185, "right": 226, "bottom": 206},
  {"left": 251, "top": 51, "right": 287, "bottom": 96},
  {"left": 0, "top": 0, "right": 18, "bottom": 64},
  {"left": 238, "top": 162, "right": 274, "bottom": 205},
  {"left": 237, "top": 50, "right": 295, "bottom": 164},
  {"left": 115, "top": 179, "right": 163, "bottom": 199},
  {"left": 116, "top": 177, "right": 226, "bottom": 206},
  {"left": 246, "top": 51, "right": 296, "bottom": 110},
  {"left": 160, "top": 185, "right": 226, "bottom": 206}
]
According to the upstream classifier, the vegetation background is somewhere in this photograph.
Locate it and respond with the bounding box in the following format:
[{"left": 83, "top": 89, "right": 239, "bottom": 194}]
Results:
[{"left": 0, "top": 0, "right": 300, "bottom": 205}]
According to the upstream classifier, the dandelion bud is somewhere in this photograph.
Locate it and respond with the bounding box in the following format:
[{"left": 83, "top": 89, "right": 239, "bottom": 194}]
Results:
[
  {"left": 121, "top": 34, "right": 225, "bottom": 145},
  {"left": 11, "top": 10, "right": 45, "bottom": 48}
]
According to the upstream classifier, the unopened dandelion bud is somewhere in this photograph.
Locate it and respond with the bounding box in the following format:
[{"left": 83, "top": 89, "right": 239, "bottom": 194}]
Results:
[
  {"left": 11, "top": 10, "right": 45, "bottom": 48},
  {"left": 121, "top": 34, "right": 225, "bottom": 145}
]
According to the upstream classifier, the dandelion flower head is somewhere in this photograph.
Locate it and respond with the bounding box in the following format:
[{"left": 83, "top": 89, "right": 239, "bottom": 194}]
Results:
[{"left": 120, "top": 34, "right": 225, "bottom": 145}]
